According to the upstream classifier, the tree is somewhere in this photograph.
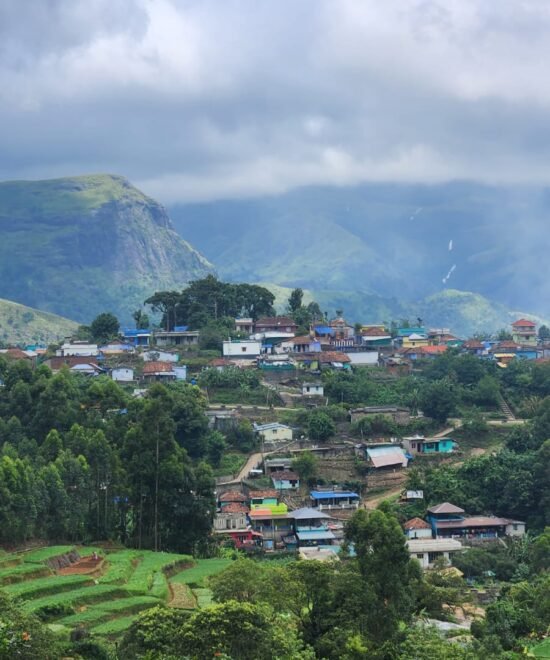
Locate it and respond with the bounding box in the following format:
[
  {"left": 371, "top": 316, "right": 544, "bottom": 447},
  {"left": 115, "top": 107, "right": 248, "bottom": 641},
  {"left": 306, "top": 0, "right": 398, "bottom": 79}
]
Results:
[
  {"left": 89, "top": 312, "right": 119, "bottom": 344},
  {"left": 538, "top": 324, "right": 550, "bottom": 340},
  {"left": 419, "top": 378, "right": 457, "bottom": 424},
  {"left": 132, "top": 309, "right": 150, "bottom": 329},
  {"left": 291, "top": 452, "right": 318, "bottom": 485},
  {"left": 307, "top": 411, "right": 336, "bottom": 442},
  {"left": 181, "top": 600, "right": 314, "bottom": 660},
  {"left": 346, "top": 509, "right": 416, "bottom": 643},
  {"left": 399, "top": 625, "right": 477, "bottom": 659},
  {"left": 288, "top": 288, "right": 304, "bottom": 314}
]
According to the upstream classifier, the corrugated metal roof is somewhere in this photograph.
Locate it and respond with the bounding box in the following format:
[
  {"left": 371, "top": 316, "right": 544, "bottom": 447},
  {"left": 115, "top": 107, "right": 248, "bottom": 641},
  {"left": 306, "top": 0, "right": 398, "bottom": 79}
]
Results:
[
  {"left": 297, "top": 530, "right": 336, "bottom": 541},
  {"left": 427, "top": 502, "right": 465, "bottom": 515},
  {"left": 290, "top": 508, "right": 331, "bottom": 520},
  {"left": 310, "top": 491, "right": 359, "bottom": 500}
]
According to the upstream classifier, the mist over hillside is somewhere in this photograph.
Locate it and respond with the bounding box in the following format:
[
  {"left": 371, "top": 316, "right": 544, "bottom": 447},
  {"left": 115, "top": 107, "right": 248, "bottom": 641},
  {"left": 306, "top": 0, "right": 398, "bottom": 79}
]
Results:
[{"left": 170, "top": 181, "right": 550, "bottom": 331}]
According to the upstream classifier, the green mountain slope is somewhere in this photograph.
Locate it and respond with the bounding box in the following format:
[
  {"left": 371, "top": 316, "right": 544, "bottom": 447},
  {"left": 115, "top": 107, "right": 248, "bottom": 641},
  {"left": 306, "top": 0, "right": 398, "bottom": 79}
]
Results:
[
  {"left": 0, "top": 299, "right": 77, "bottom": 345},
  {"left": 0, "top": 174, "right": 214, "bottom": 323}
]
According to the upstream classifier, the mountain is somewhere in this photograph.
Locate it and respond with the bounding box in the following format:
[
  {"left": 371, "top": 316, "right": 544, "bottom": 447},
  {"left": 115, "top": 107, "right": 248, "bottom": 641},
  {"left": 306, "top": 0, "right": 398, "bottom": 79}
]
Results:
[
  {"left": 0, "top": 174, "right": 214, "bottom": 323},
  {"left": 170, "top": 182, "right": 550, "bottom": 333},
  {"left": 0, "top": 298, "right": 77, "bottom": 345}
]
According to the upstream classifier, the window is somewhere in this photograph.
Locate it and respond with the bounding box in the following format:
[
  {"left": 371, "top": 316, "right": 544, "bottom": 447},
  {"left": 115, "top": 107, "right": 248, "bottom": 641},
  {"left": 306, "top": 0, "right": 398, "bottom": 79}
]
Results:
[
  {"left": 416, "top": 554, "right": 424, "bottom": 559},
  {"left": 428, "top": 552, "right": 441, "bottom": 563},
  {"left": 513, "top": 524, "right": 518, "bottom": 530},
  {"left": 242, "top": 347, "right": 247, "bottom": 352}
]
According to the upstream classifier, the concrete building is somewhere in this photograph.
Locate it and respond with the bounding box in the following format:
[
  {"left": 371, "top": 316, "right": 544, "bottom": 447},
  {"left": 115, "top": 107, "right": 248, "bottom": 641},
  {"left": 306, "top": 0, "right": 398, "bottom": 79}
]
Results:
[
  {"left": 407, "top": 538, "right": 463, "bottom": 569},
  {"left": 111, "top": 367, "right": 135, "bottom": 382},
  {"left": 223, "top": 339, "right": 262, "bottom": 359},
  {"left": 57, "top": 340, "right": 99, "bottom": 357},
  {"left": 154, "top": 327, "right": 200, "bottom": 347},
  {"left": 254, "top": 422, "right": 293, "bottom": 443},
  {"left": 302, "top": 382, "right": 324, "bottom": 397}
]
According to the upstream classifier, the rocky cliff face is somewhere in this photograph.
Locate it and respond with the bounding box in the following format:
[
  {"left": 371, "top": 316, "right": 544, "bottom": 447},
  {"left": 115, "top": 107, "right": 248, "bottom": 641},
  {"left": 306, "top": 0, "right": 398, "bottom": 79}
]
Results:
[{"left": 0, "top": 174, "right": 214, "bottom": 323}]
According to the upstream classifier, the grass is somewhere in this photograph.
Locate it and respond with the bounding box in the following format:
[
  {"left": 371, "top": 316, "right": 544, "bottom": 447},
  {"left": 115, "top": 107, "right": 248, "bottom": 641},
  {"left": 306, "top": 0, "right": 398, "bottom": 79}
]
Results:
[
  {"left": 58, "top": 595, "right": 160, "bottom": 627},
  {"left": 21, "top": 585, "right": 128, "bottom": 614},
  {"left": 99, "top": 550, "right": 141, "bottom": 584},
  {"left": 126, "top": 552, "right": 190, "bottom": 595},
  {"left": 170, "top": 558, "right": 232, "bottom": 587},
  {"left": 193, "top": 588, "right": 213, "bottom": 608},
  {"left": 90, "top": 615, "right": 140, "bottom": 636},
  {"left": 213, "top": 452, "right": 248, "bottom": 477},
  {"left": 0, "top": 564, "right": 50, "bottom": 585},
  {"left": 21, "top": 546, "right": 76, "bottom": 563},
  {"left": 532, "top": 638, "right": 550, "bottom": 658},
  {"left": 5, "top": 574, "right": 91, "bottom": 599}
]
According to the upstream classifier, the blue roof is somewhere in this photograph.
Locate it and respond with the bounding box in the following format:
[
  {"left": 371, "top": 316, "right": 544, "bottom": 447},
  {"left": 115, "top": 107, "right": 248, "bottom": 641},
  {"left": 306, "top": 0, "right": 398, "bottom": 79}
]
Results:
[
  {"left": 297, "top": 530, "right": 336, "bottom": 541},
  {"left": 310, "top": 491, "right": 359, "bottom": 500},
  {"left": 122, "top": 328, "right": 151, "bottom": 337},
  {"left": 314, "top": 326, "right": 334, "bottom": 335},
  {"left": 173, "top": 325, "right": 189, "bottom": 332}
]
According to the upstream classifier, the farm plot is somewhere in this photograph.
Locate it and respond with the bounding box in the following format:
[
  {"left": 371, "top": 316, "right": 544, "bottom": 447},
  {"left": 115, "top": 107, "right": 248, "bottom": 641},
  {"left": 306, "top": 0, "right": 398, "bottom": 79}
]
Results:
[
  {"left": 0, "top": 546, "right": 196, "bottom": 640},
  {"left": 169, "top": 558, "right": 231, "bottom": 608}
]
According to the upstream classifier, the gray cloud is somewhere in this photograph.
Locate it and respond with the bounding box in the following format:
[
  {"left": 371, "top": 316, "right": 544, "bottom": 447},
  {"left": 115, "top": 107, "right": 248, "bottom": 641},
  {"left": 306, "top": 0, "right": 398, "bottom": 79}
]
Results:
[{"left": 2, "top": 0, "right": 550, "bottom": 202}]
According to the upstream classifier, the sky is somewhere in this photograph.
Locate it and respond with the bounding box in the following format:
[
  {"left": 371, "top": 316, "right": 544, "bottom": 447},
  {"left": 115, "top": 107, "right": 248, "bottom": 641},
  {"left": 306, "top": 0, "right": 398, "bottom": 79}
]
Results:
[{"left": 2, "top": 0, "right": 550, "bottom": 203}]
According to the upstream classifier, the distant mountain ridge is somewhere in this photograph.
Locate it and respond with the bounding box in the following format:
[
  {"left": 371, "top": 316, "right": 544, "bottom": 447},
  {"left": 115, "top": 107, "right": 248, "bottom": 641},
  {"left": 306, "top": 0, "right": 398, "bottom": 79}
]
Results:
[
  {"left": 0, "top": 174, "right": 214, "bottom": 323},
  {"left": 0, "top": 298, "right": 77, "bottom": 345},
  {"left": 170, "top": 181, "right": 550, "bottom": 334}
]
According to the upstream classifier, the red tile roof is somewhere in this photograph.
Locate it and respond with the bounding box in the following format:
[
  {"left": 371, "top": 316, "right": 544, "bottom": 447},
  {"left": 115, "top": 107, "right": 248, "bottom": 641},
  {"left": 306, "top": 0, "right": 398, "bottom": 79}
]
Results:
[
  {"left": 46, "top": 356, "right": 100, "bottom": 370},
  {"left": 289, "top": 335, "right": 315, "bottom": 344},
  {"left": 361, "top": 327, "right": 389, "bottom": 337},
  {"left": 490, "top": 341, "right": 520, "bottom": 352},
  {"left": 249, "top": 489, "right": 278, "bottom": 499},
  {"left": 221, "top": 502, "right": 249, "bottom": 514},
  {"left": 403, "top": 517, "right": 431, "bottom": 530},
  {"left": 463, "top": 340, "right": 484, "bottom": 349},
  {"left": 4, "top": 348, "right": 31, "bottom": 360},
  {"left": 436, "top": 516, "right": 520, "bottom": 529},
  {"left": 142, "top": 361, "right": 175, "bottom": 374},
  {"left": 319, "top": 351, "right": 351, "bottom": 363},
  {"left": 271, "top": 470, "right": 299, "bottom": 481},
  {"left": 512, "top": 319, "right": 536, "bottom": 327},
  {"left": 219, "top": 491, "right": 247, "bottom": 503},
  {"left": 420, "top": 345, "right": 448, "bottom": 355}
]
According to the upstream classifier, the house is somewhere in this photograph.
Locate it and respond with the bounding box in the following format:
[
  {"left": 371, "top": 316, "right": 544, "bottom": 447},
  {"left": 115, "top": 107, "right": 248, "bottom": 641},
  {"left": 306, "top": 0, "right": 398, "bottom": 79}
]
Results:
[
  {"left": 319, "top": 351, "right": 351, "bottom": 370},
  {"left": 302, "top": 382, "right": 324, "bottom": 397},
  {"left": 249, "top": 509, "right": 292, "bottom": 549},
  {"left": 206, "top": 409, "right": 239, "bottom": 431},
  {"left": 293, "top": 354, "right": 321, "bottom": 371},
  {"left": 271, "top": 470, "right": 300, "bottom": 491},
  {"left": 213, "top": 503, "right": 249, "bottom": 532},
  {"left": 264, "top": 457, "right": 293, "bottom": 473},
  {"left": 426, "top": 502, "right": 526, "bottom": 540},
  {"left": 403, "top": 518, "right": 433, "bottom": 539},
  {"left": 255, "top": 316, "right": 297, "bottom": 334},
  {"left": 44, "top": 356, "right": 102, "bottom": 373},
  {"left": 225, "top": 529, "right": 263, "bottom": 550},
  {"left": 379, "top": 355, "right": 412, "bottom": 376},
  {"left": 222, "top": 339, "right": 262, "bottom": 359},
  {"left": 402, "top": 435, "right": 457, "bottom": 455},
  {"left": 142, "top": 349, "right": 179, "bottom": 363},
  {"left": 254, "top": 422, "right": 293, "bottom": 444},
  {"left": 329, "top": 316, "right": 354, "bottom": 340},
  {"left": 172, "top": 366, "right": 187, "bottom": 381},
  {"left": 350, "top": 406, "right": 411, "bottom": 425},
  {"left": 57, "top": 340, "right": 99, "bottom": 357},
  {"left": 401, "top": 490, "right": 424, "bottom": 503},
  {"left": 142, "top": 361, "right": 177, "bottom": 381},
  {"left": 407, "top": 538, "right": 463, "bottom": 569},
  {"left": 282, "top": 336, "right": 321, "bottom": 353},
  {"left": 209, "top": 358, "right": 236, "bottom": 371},
  {"left": 218, "top": 491, "right": 248, "bottom": 508},
  {"left": 0, "top": 348, "right": 35, "bottom": 364},
  {"left": 154, "top": 327, "right": 200, "bottom": 347},
  {"left": 111, "top": 367, "right": 135, "bottom": 382},
  {"left": 397, "top": 326, "right": 426, "bottom": 339},
  {"left": 100, "top": 343, "right": 135, "bottom": 356},
  {"left": 313, "top": 325, "right": 334, "bottom": 340},
  {"left": 512, "top": 319, "right": 537, "bottom": 345},
  {"left": 122, "top": 328, "right": 152, "bottom": 347},
  {"left": 289, "top": 508, "right": 336, "bottom": 549},
  {"left": 346, "top": 351, "right": 380, "bottom": 367},
  {"left": 235, "top": 318, "right": 254, "bottom": 335},
  {"left": 249, "top": 489, "right": 280, "bottom": 509},
  {"left": 310, "top": 490, "right": 360, "bottom": 510},
  {"left": 360, "top": 326, "right": 392, "bottom": 348},
  {"left": 462, "top": 339, "right": 485, "bottom": 356},
  {"left": 70, "top": 363, "right": 103, "bottom": 376},
  {"left": 366, "top": 445, "right": 408, "bottom": 469}
]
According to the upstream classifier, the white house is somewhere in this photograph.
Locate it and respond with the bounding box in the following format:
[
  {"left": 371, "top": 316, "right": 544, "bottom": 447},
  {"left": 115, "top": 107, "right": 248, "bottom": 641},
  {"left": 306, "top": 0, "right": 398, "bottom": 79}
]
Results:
[
  {"left": 57, "top": 341, "right": 99, "bottom": 357},
  {"left": 173, "top": 366, "right": 187, "bottom": 381},
  {"left": 111, "top": 367, "right": 135, "bottom": 382},
  {"left": 223, "top": 339, "right": 262, "bottom": 359},
  {"left": 302, "top": 383, "right": 324, "bottom": 397},
  {"left": 407, "top": 538, "right": 463, "bottom": 569},
  {"left": 254, "top": 422, "right": 293, "bottom": 443},
  {"left": 142, "top": 349, "right": 179, "bottom": 363},
  {"left": 403, "top": 518, "right": 433, "bottom": 540}
]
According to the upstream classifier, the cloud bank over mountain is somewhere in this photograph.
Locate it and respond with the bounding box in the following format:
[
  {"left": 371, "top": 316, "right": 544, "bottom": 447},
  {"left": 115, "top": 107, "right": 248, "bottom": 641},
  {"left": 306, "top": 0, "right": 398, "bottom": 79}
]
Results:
[{"left": 3, "top": 1, "right": 550, "bottom": 202}]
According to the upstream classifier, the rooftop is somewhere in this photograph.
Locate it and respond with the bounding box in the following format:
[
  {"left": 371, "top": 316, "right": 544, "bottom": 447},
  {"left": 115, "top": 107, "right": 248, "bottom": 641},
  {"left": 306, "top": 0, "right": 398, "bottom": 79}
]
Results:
[
  {"left": 310, "top": 490, "right": 359, "bottom": 500},
  {"left": 427, "top": 502, "right": 465, "bottom": 515},
  {"left": 403, "top": 517, "right": 432, "bottom": 530},
  {"left": 407, "top": 538, "right": 463, "bottom": 553},
  {"left": 296, "top": 530, "right": 336, "bottom": 541},
  {"left": 249, "top": 489, "right": 278, "bottom": 499},
  {"left": 220, "top": 502, "right": 249, "bottom": 514},
  {"left": 290, "top": 507, "right": 331, "bottom": 520},
  {"left": 142, "top": 361, "right": 175, "bottom": 374},
  {"left": 219, "top": 491, "right": 247, "bottom": 503},
  {"left": 435, "top": 516, "right": 523, "bottom": 529},
  {"left": 256, "top": 316, "right": 297, "bottom": 327},
  {"left": 272, "top": 470, "right": 299, "bottom": 481},
  {"left": 512, "top": 319, "right": 536, "bottom": 327}
]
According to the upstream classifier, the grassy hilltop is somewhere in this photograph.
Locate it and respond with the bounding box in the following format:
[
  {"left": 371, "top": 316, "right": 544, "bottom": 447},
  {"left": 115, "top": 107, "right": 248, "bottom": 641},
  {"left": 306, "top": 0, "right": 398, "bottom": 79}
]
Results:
[
  {"left": 0, "top": 174, "right": 214, "bottom": 324},
  {"left": 0, "top": 298, "right": 77, "bottom": 345}
]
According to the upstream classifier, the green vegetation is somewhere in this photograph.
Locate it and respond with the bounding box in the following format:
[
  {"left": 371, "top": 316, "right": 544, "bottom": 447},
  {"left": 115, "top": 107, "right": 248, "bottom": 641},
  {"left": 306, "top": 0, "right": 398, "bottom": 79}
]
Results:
[
  {"left": 0, "top": 298, "right": 77, "bottom": 345},
  {"left": 4, "top": 574, "right": 91, "bottom": 600},
  {"left": 0, "top": 174, "right": 213, "bottom": 323},
  {"left": 171, "top": 558, "right": 232, "bottom": 586}
]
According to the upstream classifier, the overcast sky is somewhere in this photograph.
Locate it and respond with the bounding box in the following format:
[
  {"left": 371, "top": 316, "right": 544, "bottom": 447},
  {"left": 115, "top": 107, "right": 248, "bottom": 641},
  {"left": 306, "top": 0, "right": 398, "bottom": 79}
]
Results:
[{"left": 2, "top": 0, "right": 550, "bottom": 203}]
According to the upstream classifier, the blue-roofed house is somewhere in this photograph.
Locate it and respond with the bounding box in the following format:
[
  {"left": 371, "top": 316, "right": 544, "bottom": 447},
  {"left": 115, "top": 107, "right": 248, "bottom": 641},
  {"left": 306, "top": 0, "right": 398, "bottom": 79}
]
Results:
[
  {"left": 310, "top": 490, "right": 360, "bottom": 511},
  {"left": 122, "top": 328, "right": 152, "bottom": 347}
]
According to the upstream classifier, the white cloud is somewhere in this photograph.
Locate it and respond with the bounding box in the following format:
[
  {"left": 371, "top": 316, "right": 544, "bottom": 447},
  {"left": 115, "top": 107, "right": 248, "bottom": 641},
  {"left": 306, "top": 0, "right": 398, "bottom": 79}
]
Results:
[{"left": 2, "top": 0, "right": 550, "bottom": 201}]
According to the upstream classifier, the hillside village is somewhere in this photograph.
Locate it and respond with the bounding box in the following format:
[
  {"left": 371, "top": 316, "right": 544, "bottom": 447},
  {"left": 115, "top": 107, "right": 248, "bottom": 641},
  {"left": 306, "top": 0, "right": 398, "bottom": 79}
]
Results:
[{"left": 0, "top": 283, "right": 549, "bottom": 658}]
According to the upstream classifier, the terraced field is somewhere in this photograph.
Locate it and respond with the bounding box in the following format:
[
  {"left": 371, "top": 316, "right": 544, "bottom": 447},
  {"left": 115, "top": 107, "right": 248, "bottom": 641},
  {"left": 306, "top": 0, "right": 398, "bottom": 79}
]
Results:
[{"left": 0, "top": 546, "right": 231, "bottom": 641}]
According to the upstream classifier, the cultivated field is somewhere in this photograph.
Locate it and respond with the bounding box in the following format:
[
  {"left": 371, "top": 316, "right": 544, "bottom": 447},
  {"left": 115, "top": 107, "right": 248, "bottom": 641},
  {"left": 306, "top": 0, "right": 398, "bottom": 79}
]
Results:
[{"left": 0, "top": 545, "right": 231, "bottom": 640}]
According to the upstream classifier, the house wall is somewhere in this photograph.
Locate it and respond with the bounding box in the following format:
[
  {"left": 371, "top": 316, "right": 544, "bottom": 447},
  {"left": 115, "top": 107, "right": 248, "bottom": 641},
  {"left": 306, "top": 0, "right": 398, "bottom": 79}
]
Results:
[
  {"left": 258, "top": 426, "right": 293, "bottom": 442},
  {"left": 214, "top": 513, "right": 248, "bottom": 531},
  {"left": 273, "top": 479, "right": 299, "bottom": 490},
  {"left": 412, "top": 550, "right": 452, "bottom": 569},
  {"left": 406, "top": 528, "right": 433, "bottom": 540},
  {"left": 505, "top": 522, "right": 526, "bottom": 537},
  {"left": 143, "top": 350, "right": 179, "bottom": 362},
  {"left": 111, "top": 368, "right": 134, "bottom": 382},
  {"left": 223, "top": 340, "right": 262, "bottom": 358},
  {"left": 302, "top": 385, "right": 324, "bottom": 396}
]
